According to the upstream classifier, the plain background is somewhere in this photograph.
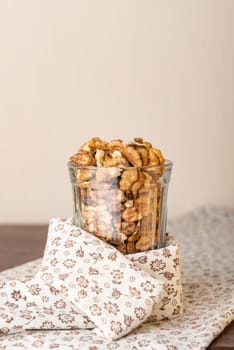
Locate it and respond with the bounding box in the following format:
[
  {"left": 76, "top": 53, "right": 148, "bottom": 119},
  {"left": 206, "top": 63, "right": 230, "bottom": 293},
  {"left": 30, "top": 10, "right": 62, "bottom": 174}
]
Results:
[{"left": 0, "top": 0, "right": 233, "bottom": 223}]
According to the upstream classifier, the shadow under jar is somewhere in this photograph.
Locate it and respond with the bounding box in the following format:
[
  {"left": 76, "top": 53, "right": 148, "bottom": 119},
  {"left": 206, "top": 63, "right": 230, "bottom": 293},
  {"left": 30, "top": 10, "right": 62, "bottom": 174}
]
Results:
[{"left": 68, "top": 161, "right": 173, "bottom": 254}]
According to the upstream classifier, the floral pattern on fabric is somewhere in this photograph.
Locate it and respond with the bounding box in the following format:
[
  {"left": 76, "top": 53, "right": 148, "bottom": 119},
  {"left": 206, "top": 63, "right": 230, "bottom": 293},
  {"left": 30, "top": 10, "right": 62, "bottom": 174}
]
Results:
[
  {"left": 0, "top": 207, "right": 233, "bottom": 349},
  {"left": 37, "top": 219, "right": 163, "bottom": 339}
]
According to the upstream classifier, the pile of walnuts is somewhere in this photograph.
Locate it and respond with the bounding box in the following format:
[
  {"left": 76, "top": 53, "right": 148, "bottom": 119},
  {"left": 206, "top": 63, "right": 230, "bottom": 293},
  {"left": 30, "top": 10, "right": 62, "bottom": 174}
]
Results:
[{"left": 69, "top": 137, "right": 165, "bottom": 254}]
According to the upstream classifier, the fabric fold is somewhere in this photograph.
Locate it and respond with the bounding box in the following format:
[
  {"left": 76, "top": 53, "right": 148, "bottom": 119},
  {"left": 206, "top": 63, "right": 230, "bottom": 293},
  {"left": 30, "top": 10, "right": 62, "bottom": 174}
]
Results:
[
  {"left": 1, "top": 217, "right": 182, "bottom": 340},
  {"left": 37, "top": 218, "right": 164, "bottom": 340}
]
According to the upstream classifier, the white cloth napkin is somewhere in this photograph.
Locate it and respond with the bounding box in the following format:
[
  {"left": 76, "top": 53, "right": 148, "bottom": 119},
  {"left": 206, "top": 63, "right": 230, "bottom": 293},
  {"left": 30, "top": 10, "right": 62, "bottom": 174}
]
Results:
[
  {"left": 37, "top": 218, "right": 163, "bottom": 340},
  {"left": 0, "top": 218, "right": 166, "bottom": 340}
]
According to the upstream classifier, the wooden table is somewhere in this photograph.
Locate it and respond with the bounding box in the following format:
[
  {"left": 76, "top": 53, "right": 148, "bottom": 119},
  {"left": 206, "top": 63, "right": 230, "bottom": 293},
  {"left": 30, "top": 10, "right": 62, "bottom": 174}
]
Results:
[{"left": 0, "top": 225, "right": 233, "bottom": 349}]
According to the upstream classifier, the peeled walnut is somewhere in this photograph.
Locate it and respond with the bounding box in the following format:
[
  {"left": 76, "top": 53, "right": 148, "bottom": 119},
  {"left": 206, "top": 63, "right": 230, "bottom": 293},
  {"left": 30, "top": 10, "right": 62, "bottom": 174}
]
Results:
[
  {"left": 121, "top": 221, "right": 136, "bottom": 236},
  {"left": 119, "top": 169, "right": 138, "bottom": 191},
  {"left": 103, "top": 151, "right": 129, "bottom": 167},
  {"left": 79, "top": 137, "right": 109, "bottom": 152},
  {"left": 77, "top": 169, "right": 94, "bottom": 183},
  {"left": 149, "top": 148, "right": 165, "bottom": 166},
  {"left": 127, "top": 230, "right": 141, "bottom": 243},
  {"left": 110, "top": 140, "right": 142, "bottom": 167},
  {"left": 122, "top": 207, "right": 142, "bottom": 222},
  {"left": 132, "top": 137, "right": 152, "bottom": 150},
  {"left": 135, "top": 236, "right": 151, "bottom": 251},
  {"left": 70, "top": 151, "right": 95, "bottom": 166},
  {"left": 131, "top": 180, "right": 144, "bottom": 198}
]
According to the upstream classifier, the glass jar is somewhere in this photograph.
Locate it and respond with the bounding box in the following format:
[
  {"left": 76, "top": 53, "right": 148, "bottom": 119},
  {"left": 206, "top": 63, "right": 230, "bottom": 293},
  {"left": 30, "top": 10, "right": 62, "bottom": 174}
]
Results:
[{"left": 68, "top": 160, "right": 172, "bottom": 254}]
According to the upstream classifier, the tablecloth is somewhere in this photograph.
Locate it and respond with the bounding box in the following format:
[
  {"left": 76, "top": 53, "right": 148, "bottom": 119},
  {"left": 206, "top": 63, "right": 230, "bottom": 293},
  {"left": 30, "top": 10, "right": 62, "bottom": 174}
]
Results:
[{"left": 0, "top": 206, "right": 233, "bottom": 350}]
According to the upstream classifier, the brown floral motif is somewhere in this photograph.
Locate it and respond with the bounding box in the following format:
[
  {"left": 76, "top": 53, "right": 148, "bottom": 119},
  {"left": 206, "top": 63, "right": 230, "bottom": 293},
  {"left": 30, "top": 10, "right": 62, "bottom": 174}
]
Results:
[
  {"left": 173, "top": 257, "right": 180, "bottom": 268},
  {"left": 63, "top": 239, "right": 75, "bottom": 248},
  {"left": 50, "top": 258, "right": 58, "bottom": 267},
  {"left": 163, "top": 283, "right": 177, "bottom": 296},
  {"left": 134, "top": 307, "right": 146, "bottom": 321},
  {"left": 58, "top": 314, "right": 75, "bottom": 324},
  {"left": 76, "top": 247, "right": 84, "bottom": 257},
  {"left": 137, "top": 256, "right": 148, "bottom": 264},
  {"left": 138, "top": 339, "right": 150, "bottom": 346},
  {"left": 70, "top": 229, "right": 82, "bottom": 237},
  {"left": 129, "top": 286, "right": 141, "bottom": 298},
  {"left": 54, "top": 300, "right": 66, "bottom": 309},
  {"left": 63, "top": 259, "right": 76, "bottom": 269},
  {"left": 76, "top": 276, "right": 89, "bottom": 288},
  {"left": 91, "top": 283, "right": 103, "bottom": 295},
  {"left": 112, "top": 288, "right": 122, "bottom": 299},
  {"left": 110, "top": 321, "right": 123, "bottom": 335},
  {"left": 11, "top": 290, "right": 22, "bottom": 301},
  {"left": 41, "top": 273, "right": 53, "bottom": 284},
  {"left": 26, "top": 284, "right": 41, "bottom": 295},
  {"left": 124, "top": 314, "right": 134, "bottom": 327},
  {"left": 162, "top": 271, "right": 175, "bottom": 281},
  {"left": 150, "top": 259, "right": 166, "bottom": 272},
  {"left": 88, "top": 267, "right": 99, "bottom": 275},
  {"left": 1, "top": 314, "right": 13, "bottom": 324},
  {"left": 172, "top": 306, "right": 181, "bottom": 315},
  {"left": 140, "top": 281, "right": 155, "bottom": 293},
  {"left": 19, "top": 309, "right": 33, "bottom": 320},
  {"left": 49, "top": 286, "right": 60, "bottom": 295},
  {"left": 40, "top": 321, "right": 56, "bottom": 329},
  {"left": 162, "top": 248, "right": 172, "bottom": 258},
  {"left": 51, "top": 237, "right": 62, "bottom": 246},
  {"left": 108, "top": 252, "right": 118, "bottom": 261},
  {"left": 160, "top": 296, "right": 171, "bottom": 311},
  {"left": 77, "top": 289, "right": 87, "bottom": 299},
  {"left": 32, "top": 340, "right": 44, "bottom": 348},
  {"left": 89, "top": 304, "right": 102, "bottom": 316},
  {"left": 104, "top": 301, "right": 120, "bottom": 315},
  {"left": 110, "top": 270, "right": 123, "bottom": 284}
]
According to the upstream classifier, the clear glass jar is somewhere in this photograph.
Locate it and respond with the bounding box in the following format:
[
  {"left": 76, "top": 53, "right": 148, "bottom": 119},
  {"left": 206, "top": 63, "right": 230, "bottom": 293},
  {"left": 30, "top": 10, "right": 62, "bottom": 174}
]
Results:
[{"left": 68, "top": 161, "right": 172, "bottom": 254}]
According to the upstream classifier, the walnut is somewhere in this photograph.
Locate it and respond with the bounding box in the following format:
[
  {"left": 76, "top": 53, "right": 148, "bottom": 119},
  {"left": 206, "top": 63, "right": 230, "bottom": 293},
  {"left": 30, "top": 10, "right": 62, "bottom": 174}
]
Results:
[
  {"left": 119, "top": 169, "right": 138, "bottom": 191},
  {"left": 135, "top": 199, "right": 152, "bottom": 217},
  {"left": 135, "top": 146, "right": 149, "bottom": 166},
  {"left": 149, "top": 148, "right": 165, "bottom": 166},
  {"left": 79, "top": 137, "right": 109, "bottom": 151},
  {"left": 77, "top": 169, "right": 94, "bottom": 183},
  {"left": 127, "top": 230, "right": 141, "bottom": 243},
  {"left": 103, "top": 154, "right": 129, "bottom": 167},
  {"left": 70, "top": 151, "right": 95, "bottom": 166},
  {"left": 131, "top": 180, "right": 144, "bottom": 198},
  {"left": 133, "top": 137, "right": 152, "bottom": 150},
  {"left": 121, "top": 221, "right": 136, "bottom": 236},
  {"left": 122, "top": 207, "right": 142, "bottom": 222},
  {"left": 135, "top": 236, "right": 151, "bottom": 251},
  {"left": 110, "top": 140, "right": 142, "bottom": 167}
]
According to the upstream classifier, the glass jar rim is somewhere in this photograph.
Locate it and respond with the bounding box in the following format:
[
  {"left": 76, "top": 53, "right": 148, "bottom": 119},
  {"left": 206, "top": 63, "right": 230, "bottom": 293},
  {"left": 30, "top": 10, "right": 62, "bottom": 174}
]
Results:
[{"left": 67, "top": 159, "right": 173, "bottom": 171}]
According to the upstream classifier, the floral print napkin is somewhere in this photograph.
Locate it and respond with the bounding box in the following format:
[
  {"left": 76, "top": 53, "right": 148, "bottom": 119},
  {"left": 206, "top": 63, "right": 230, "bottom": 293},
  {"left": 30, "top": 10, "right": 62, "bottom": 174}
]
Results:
[
  {"left": 38, "top": 219, "right": 164, "bottom": 340},
  {"left": 1, "top": 218, "right": 183, "bottom": 340}
]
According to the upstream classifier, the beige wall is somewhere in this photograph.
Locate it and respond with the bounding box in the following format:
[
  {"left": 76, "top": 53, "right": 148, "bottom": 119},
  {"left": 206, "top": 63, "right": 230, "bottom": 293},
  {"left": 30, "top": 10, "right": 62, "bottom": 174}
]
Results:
[{"left": 0, "top": 0, "right": 233, "bottom": 223}]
